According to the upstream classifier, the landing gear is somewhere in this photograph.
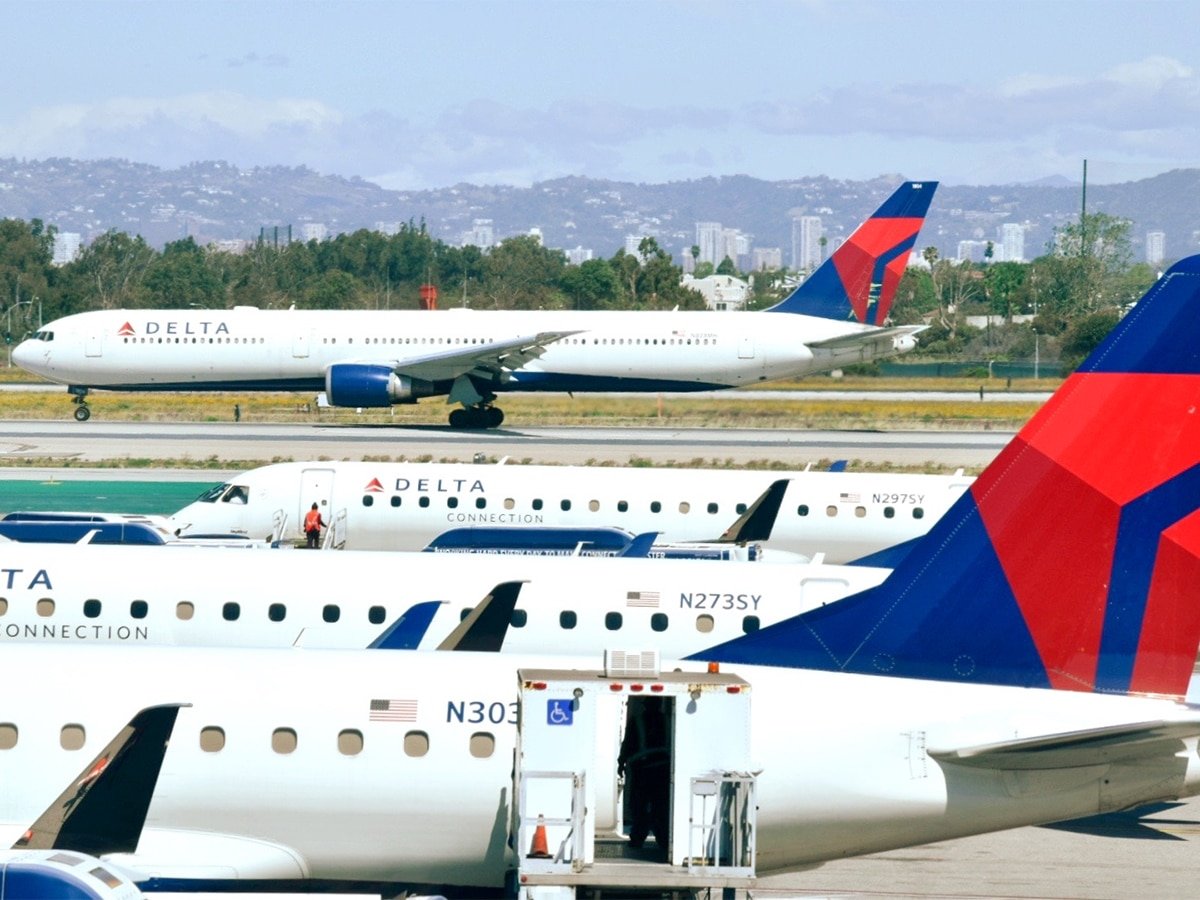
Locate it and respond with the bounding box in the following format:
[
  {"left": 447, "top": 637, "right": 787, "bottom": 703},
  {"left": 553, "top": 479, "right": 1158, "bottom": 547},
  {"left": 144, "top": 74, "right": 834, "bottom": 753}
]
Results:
[
  {"left": 448, "top": 404, "right": 505, "bottom": 429},
  {"left": 69, "top": 387, "right": 91, "bottom": 422}
]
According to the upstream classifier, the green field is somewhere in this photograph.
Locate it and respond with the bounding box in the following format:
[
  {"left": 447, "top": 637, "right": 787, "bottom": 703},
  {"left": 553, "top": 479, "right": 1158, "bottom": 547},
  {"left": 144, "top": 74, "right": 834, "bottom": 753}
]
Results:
[{"left": 0, "top": 479, "right": 217, "bottom": 516}]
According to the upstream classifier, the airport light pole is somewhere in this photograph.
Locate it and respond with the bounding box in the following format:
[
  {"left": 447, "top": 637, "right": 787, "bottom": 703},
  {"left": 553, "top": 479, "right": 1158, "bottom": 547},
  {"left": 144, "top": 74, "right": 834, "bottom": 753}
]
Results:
[{"left": 4, "top": 299, "right": 31, "bottom": 367}]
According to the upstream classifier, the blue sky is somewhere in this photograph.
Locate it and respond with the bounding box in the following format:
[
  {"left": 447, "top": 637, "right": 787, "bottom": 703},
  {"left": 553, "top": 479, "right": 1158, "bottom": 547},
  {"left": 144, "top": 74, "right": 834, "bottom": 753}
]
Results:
[{"left": 3, "top": 0, "right": 1198, "bottom": 189}]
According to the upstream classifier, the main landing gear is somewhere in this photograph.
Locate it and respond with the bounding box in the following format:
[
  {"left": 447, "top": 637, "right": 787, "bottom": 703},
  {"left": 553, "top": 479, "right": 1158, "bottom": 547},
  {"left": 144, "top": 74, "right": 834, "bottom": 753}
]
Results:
[
  {"left": 448, "top": 404, "right": 505, "bottom": 429},
  {"left": 69, "top": 387, "right": 91, "bottom": 422}
]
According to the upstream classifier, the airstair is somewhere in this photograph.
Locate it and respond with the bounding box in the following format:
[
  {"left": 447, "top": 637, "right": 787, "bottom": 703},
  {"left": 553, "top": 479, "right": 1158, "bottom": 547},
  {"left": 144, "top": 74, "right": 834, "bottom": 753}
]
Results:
[{"left": 512, "top": 653, "right": 758, "bottom": 899}]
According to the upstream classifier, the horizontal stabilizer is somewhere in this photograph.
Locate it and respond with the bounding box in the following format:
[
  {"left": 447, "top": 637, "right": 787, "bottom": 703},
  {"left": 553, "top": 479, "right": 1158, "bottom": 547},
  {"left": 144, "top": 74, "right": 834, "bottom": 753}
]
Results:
[
  {"left": 928, "top": 718, "right": 1200, "bottom": 770},
  {"left": 368, "top": 600, "right": 445, "bottom": 650},
  {"left": 437, "top": 581, "right": 526, "bottom": 652},
  {"left": 16, "top": 704, "right": 185, "bottom": 856},
  {"left": 717, "top": 479, "right": 789, "bottom": 543}
]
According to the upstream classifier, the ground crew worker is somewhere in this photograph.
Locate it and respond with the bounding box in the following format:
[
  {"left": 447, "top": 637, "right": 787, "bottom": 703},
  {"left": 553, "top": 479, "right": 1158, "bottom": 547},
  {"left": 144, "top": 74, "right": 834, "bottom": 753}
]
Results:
[
  {"left": 619, "top": 697, "right": 670, "bottom": 856},
  {"left": 304, "top": 502, "right": 326, "bottom": 549}
]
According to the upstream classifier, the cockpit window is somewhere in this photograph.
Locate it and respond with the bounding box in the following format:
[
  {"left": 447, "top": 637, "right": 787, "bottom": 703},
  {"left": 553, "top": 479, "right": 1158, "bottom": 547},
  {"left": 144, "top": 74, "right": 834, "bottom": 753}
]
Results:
[
  {"left": 222, "top": 485, "right": 249, "bottom": 504},
  {"left": 32, "top": 330, "right": 54, "bottom": 341},
  {"left": 195, "top": 483, "right": 230, "bottom": 503}
]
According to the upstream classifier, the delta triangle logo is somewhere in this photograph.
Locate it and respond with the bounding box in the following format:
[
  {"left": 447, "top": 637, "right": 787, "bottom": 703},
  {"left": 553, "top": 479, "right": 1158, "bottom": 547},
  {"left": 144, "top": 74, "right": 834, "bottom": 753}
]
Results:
[
  {"left": 364, "top": 477, "right": 385, "bottom": 493},
  {"left": 117, "top": 322, "right": 135, "bottom": 336}
]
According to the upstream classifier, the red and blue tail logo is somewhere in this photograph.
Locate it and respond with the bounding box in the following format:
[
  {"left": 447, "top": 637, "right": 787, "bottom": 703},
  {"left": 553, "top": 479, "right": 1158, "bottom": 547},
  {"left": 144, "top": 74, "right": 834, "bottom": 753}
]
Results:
[
  {"left": 765, "top": 181, "right": 936, "bottom": 324},
  {"left": 698, "top": 257, "right": 1200, "bottom": 700}
]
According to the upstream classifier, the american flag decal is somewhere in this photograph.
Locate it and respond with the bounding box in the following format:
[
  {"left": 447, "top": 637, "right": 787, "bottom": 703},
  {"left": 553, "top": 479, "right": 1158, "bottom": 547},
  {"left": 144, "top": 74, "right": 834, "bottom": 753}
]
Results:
[
  {"left": 626, "top": 591, "right": 661, "bottom": 608},
  {"left": 839, "top": 492, "right": 860, "bottom": 503},
  {"left": 369, "top": 699, "right": 417, "bottom": 722}
]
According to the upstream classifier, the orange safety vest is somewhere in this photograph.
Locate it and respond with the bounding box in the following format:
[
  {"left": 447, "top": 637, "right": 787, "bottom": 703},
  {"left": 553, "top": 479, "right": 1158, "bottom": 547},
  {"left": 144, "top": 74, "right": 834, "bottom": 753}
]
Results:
[{"left": 304, "top": 509, "right": 323, "bottom": 531}]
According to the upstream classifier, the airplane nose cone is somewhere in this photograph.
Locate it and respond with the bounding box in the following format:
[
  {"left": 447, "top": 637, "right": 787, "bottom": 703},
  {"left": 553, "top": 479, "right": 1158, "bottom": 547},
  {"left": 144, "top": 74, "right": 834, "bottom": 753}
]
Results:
[{"left": 10, "top": 339, "right": 35, "bottom": 372}]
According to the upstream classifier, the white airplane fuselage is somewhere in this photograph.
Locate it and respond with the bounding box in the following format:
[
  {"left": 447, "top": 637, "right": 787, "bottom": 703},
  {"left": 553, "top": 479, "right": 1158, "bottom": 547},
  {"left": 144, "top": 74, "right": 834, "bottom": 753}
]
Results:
[
  {"left": 13, "top": 307, "right": 907, "bottom": 394},
  {"left": 0, "top": 644, "right": 1194, "bottom": 888},
  {"left": 168, "top": 461, "right": 973, "bottom": 563},
  {"left": 0, "top": 542, "right": 889, "bottom": 651}
]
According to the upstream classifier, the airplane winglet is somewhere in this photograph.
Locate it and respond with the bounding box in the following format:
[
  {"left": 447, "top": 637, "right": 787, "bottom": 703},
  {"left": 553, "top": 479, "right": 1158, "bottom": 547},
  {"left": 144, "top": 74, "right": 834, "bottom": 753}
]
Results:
[
  {"left": 368, "top": 600, "right": 445, "bottom": 650},
  {"left": 716, "top": 479, "right": 789, "bottom": 543},
  {"left": 436, "top": 581, "right": 526, "bottom": 652},
  {"left": 621, "top": 532, "right": 660, "bottom": 558},
  {"left": 16, "top": 703, "right": 186, "bottom": 856}
]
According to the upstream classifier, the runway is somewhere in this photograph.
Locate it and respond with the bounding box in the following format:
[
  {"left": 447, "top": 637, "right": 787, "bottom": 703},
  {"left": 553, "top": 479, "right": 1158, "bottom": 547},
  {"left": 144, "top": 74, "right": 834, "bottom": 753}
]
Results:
[{"left": 0, "top": 420, "right": 1011, "bottom": 469}]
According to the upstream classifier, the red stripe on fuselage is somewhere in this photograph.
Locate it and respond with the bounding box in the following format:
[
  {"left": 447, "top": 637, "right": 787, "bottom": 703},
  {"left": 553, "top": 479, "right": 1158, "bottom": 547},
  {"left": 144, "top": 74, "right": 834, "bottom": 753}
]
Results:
[
  {"left": 831, "top": 217, "right": 922, "bottom": 323},
  {"left": 1130, "top": 512, "right": 1200, "bottom": 697},
  {"left": 973, "top": 441, "right": 1118, "bottom": 691}
]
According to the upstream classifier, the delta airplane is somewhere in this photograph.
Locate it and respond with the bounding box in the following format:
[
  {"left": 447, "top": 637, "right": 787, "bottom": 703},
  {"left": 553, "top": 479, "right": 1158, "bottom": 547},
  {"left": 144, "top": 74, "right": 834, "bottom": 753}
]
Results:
[
  {"left": 0, "top": 540, "right": 888, "bottom": 652},
  {"left": 0, "top": 257, "right": 1197, "bottom": 894},
  {"left": 168, "top": 460, "right": 973, "bottom": 565},
  {"left": 13, "top": 182, "right": 936, "bottom": 428}
]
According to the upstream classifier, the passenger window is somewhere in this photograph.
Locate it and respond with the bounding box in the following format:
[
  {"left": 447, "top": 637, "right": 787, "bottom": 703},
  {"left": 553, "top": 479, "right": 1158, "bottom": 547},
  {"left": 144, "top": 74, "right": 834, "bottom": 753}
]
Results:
[
  {"left": 650, "top": 613, "right": 668, "bottom": 632},
  {"left": 84, "top": 599, "right": 101, "bottom": 618},
  {"left": 511, "top": 609, "right": 528, "bottom": 628},
  {"left": 199, "top": 727, "right": 225, "bottom": 752},
  {"left": 707, "top": 502, "right": 719, "bottom": 514},
  {"left": 323, "top": 604, "right": 341, "bottom": 623},
  {"left": 695, "top": 614, "right": 715, "bottom": 633},
  {"left": 605, "top": 612, "right": 623, "bottom": 630},
  {"left": 470, "top": 732, "right": 495, "bottom": 759},
  {"left": 561, "top": 499, "right": 571, "bottom": 511},
  {"left": 176, "top": 601, "right": 194, "bottom": 620},
  {"left": 37, "top": 598, "right": 54, "bottom": 617},
  {"left": 679, "top": 501, "right": 690, "bottom": 513},
  {"left": 60, "top": 724, "right": 86, "bottom": 751},
  {"left": 272, "top": 728, "right": 297, "bottom": 754},
  {"left": 404, "top": 731, "right": 430, "bottom": 757},
  {"left": 447, "top": 497, "right": 458, "bottom": 509},
  {"left": 736, "top": 503, "right": 747, "bottom": 514},
  {"left": 476, "top": 498, "right": 487, "bottom": 509},
  {"left": 914, "top": 508, "right": 925, "bottom": 519},
  {"left": 419, "top": 496, "right": 430, "bottom": 508},
  {"left": 504, "top": 498, "right": 515, "bottom": 510},
  {"left": 338, "top": 729, "right": 364, "bottom": 756},
  {"left": 826, "top": 505, "right": 838, "bottom": 517},
  {"left": 797, "top": 504, "right": 809, "bottom": 516},
  {"left": 532, "top": 499, "right": 543, "bottom": 511},
  {"left": 390, "top": 496, "right": 401, "bottom": 508},
  {"left": 222, "top": 602, "right": 240, "bottom": 621},
  {"left": 269, "top": 603, "right": 286, "bottom": 622},
  {"left": 560, "top": 610, "right": 577, "bottom": 630},
  {"left": 130, "top": 601, "right": 148, "bottom": 619},
  {"left": 884, "top": 507, "right": 895, "bottom": 519},
  {"left": 0, "top": 599, "right": 7, "bottom": 616},
  {"left": 460, "top": 608, "right": 472, "bottom": 621},
  {"left": 617, "top": 501, "right": 628, "bottom": 512},
  {"left": 0, "top": 724, "right": 16, "bottom": 750},
  {"left": 368, "top": 605, "right": 385, "bottom": 625},
  {"left": 742, "top": 616, "right": 761, "bottom": 633},
  {"left": 362, "top": 495, "right": 374, "bottom": 507},
  {"left": 650, "top": 501, "right": 661, "bottom": 513},
  {"left": 855, "top": 506, "right": 866, "bottom": 518},
  {"left": 589, "top": 500, "right": 600, "bottom": 512}
]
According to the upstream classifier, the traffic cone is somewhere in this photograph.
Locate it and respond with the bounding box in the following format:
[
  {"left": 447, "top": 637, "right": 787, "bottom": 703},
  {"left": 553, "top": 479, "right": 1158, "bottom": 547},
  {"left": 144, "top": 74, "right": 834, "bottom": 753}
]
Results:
[{"left": 527, "top": 813, "right": 551, "bottom": 859}]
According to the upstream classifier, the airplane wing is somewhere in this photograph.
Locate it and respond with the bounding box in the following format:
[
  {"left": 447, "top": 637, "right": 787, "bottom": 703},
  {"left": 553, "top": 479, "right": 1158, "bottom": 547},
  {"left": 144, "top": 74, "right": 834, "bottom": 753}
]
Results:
[
  {"left": 437, "top": 581, "right": 526, "bottom": 652},
  {"left": 365, "top": 331, "right": 579, "bottom": 384},
  {"left": 366, "top": 601, "right": 445, "bottom": 650},
  {"left": 928, "top": 719, "right": 1200, "bottom": 770},
  {"left": 715, "top": 479, "right": 789, "bottom": 544},
  {"left": 808, "top": 324, "right": 927, "bottom": 354},
  {"left": 16, "top": 704, "right": 184, "bottom": 855}
]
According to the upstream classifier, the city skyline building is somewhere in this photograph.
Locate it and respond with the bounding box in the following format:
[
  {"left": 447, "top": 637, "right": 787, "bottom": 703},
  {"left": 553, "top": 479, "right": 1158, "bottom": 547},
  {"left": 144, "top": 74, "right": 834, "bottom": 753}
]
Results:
[
  {"left": 1146, "top": 230, "right": 1166, "bottom": 265},
  {"left": 791, "top": 215, "right": 822, "bottom": 271}
]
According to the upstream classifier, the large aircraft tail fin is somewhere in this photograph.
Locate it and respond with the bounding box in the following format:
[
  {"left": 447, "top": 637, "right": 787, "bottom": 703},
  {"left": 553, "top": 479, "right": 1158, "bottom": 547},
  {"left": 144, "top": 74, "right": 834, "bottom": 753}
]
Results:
[
  {"left": 765, "top": 181, "right": 936, "bottom": 324},
  {"left": 697, "top": 257, "right": 1200, "bottom": 700}
]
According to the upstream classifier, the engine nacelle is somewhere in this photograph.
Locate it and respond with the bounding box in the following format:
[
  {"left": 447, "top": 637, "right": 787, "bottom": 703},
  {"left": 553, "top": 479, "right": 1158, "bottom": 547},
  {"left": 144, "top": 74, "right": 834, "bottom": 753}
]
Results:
[
  {"left": 325, "top": 364, "right": 435, "bottom": 408},
  {"left": 892, "top": 333, "right": 919, "bottom": 353}
]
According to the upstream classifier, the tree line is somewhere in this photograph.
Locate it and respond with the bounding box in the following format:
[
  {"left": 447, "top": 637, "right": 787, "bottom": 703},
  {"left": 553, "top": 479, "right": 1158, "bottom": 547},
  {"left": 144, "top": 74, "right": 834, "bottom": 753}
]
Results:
[{"left": 0, "top": 214, "right": 1158, "bottom": 372}]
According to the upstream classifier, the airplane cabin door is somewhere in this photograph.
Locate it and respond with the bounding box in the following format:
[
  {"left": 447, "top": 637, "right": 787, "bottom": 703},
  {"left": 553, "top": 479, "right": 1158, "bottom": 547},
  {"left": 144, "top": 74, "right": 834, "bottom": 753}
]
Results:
[
  {"left": 738, "top": 335, "right": 755, "bottom": 359},
  {"left": 292, "top": 330, "right": 310, "bottom": 359},
  {"left": 298, "top": 467, "right": 336, "bottom": 537}
]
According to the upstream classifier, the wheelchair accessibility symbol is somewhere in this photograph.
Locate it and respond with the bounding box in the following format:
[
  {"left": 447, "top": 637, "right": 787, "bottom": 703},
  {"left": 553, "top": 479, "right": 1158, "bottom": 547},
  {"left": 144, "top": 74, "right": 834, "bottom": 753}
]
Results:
[{"left": 547, "top": 700, "right": 573, "bottom": 726}]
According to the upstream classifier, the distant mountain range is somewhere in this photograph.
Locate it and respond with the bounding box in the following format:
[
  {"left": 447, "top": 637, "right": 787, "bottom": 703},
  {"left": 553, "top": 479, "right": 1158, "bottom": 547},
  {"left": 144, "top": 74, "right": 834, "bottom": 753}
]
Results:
[{"left": 2, "top": 158, "right": 1198, "bottom": 264}]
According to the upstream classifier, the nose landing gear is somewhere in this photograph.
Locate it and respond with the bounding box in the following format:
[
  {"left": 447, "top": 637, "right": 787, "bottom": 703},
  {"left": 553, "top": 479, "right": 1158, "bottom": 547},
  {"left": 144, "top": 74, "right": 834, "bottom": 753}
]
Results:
[{"left": 69, "top": 387, "right": 91, "bottom": 422}]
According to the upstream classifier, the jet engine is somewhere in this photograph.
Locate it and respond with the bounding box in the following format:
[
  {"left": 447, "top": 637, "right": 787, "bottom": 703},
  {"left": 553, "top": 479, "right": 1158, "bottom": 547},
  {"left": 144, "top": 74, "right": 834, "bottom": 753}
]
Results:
[{"left": 325, "top": 364, "right": 435, "bottom": 408}]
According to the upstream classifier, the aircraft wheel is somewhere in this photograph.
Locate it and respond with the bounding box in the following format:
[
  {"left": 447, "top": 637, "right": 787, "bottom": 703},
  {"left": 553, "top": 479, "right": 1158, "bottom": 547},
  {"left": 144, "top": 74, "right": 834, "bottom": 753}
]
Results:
[
  {"left": 448, "top": 408, "right": 469, "bottom": 428},
  {"left": 73, "top": 405, "right": 91, "bottom": 422},
  {"left": 485, "top": 407, "right": 504, "bottom": 428}
]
